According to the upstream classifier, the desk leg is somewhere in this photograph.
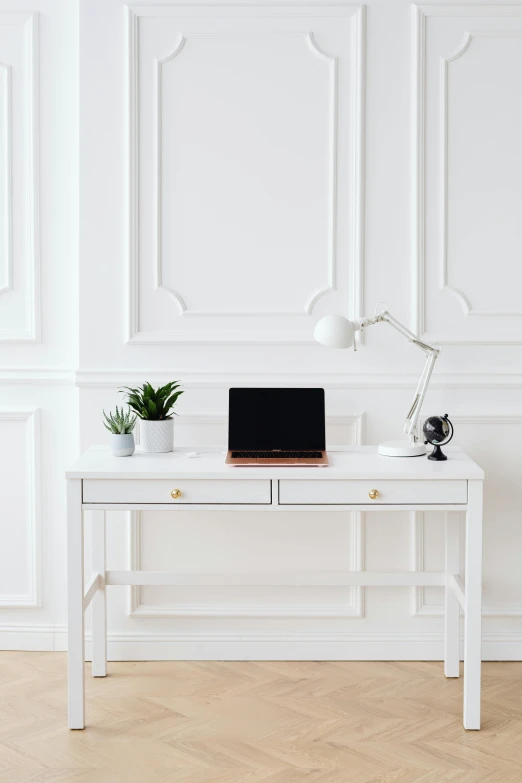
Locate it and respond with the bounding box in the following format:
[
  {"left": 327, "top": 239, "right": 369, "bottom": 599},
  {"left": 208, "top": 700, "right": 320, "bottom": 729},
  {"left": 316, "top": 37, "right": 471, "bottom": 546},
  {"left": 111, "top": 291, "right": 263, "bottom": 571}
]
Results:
[
  {"left": 463, "top": 480, "right": 483, "bottom": 730},
  {"left": 444, "top": 512, "right": 460, "bottom": 678},
  {"left": 67, "top": 479, "right": 85, "bottom": 729},
  {"left": 91, "top": 511, "right": 107, "bottom": 677}
]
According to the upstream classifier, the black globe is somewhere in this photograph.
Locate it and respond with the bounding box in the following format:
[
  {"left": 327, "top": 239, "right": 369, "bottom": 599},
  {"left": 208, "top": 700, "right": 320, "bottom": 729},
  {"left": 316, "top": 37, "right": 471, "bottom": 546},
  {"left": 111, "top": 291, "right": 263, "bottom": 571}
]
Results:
[{"left": 423, "top": 415, "right": 452, "bottom": 446}]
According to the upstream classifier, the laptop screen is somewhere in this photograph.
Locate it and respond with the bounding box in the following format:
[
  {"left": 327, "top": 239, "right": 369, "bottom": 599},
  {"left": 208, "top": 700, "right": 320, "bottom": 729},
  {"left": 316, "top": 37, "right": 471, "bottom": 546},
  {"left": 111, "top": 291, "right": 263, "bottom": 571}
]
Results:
[{"left": 228, "top": 388, "right": 325, "bottom": 451}]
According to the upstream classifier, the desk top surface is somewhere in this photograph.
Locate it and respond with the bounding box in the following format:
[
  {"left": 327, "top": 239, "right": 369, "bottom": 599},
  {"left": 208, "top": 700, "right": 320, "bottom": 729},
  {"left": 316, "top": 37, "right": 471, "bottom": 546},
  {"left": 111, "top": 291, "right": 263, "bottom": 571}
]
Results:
[{"left": 66, "top": 446, "right": 484, "bottom": 481}]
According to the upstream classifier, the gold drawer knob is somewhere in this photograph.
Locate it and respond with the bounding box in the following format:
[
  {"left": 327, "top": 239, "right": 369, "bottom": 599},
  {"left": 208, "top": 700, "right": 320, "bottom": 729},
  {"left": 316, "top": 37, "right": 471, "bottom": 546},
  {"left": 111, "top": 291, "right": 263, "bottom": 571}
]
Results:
[
  {"left": 368, "top": 489, "right": 379, "bottom": 500},
  {"left": 171, "top": 489, "right": 182, "bottom": 499}
]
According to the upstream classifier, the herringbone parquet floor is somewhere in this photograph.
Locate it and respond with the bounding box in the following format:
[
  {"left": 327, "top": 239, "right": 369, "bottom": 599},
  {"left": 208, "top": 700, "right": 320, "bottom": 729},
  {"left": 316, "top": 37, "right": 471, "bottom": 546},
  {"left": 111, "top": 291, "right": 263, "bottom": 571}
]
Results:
[{"left": 1, "top": 653, "right": 522, "bottom": 782}]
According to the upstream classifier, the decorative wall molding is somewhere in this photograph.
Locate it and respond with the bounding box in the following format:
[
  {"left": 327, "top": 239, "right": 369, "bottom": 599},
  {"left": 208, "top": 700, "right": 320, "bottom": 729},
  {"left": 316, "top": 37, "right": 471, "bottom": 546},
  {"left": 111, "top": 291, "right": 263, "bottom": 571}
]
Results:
[
  {"left": 95, "top": 630, "right": 522, "bottom": 662},
  {"left": 126, "top": 413, "right": 365, "bottom": 619},
  {"left": 154, "top": 33, "right": 188, "bottom": 315},
  {"left": 439, "top": 31, "right": 472, "bottom": 319},
  {"left": 411, "top": 415, "right": 522, "bottom": 619},
  {"left": 411, "top": 507, "right": 522, "bottom": 620},
  {"left": 3, "top": 624, "right": 522, "bottom": 661},
  {"left": 411, "top": 4, "right": 425, "bottom": 339},
  {"left": 75, "top": 368, "right": 522, "bottom": 390},
  {"left": 62, "top": 0, "right": 522, "bottom": 664},
  {"left": 127, "top": 515, "right": 365, "bottom": 619},
  {"left": 154, "top": 31, "right": 338, "bottom": 318},
  {"left": 0, "top": 410, "right": 41, "bottom": 607},
  {"left": 417, "top": 4, "right": 522, "bottom": 19},
  {"left": 411, "top": 5, "right": 522, "bottom": 345},
  {"left": 352, "top": 5, "right": 365, "bottom": 345},
  {"left": 125, "top": 4, "right": 364, "bottom": 344},
  {"left": 0, "top": 12, "right": 39, "bottom": 343},
  {"left": 440, "top": 31, "right": 522, "bottom": 318},
  {"left": 0, "top": 367, "right": 75, "bottom": 385},
  {"left": 0, "top": 60, "right": 12, "bottom": 295},
  {"left": 303, "top": 32, "right": 338, "bottom": 315},
  {"left": 126, "top": 4, "right": 139, "bottom": 343},
  {"left": 0, "top": 624, "right": 67, "bottom": 652},
  {"left": 410, "top": 509, "right": 446, "bottom": 618}
]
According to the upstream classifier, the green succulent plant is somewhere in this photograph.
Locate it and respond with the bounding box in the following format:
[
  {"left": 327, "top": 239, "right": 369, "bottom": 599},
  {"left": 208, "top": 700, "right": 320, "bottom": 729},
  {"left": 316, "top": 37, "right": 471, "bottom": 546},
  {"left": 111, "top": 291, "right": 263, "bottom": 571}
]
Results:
[
  {"left": 103, "top": 406, "right": 137, "bottom": 435},
  {"left": 119, "top": 381, "right": 183, "bottom": 421}
]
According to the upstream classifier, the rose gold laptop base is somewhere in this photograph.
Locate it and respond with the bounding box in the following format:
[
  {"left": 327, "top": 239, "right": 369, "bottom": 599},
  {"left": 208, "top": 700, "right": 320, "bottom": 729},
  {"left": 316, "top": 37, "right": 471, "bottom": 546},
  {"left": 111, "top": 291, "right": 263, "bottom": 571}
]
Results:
[{"left": 226, "top": 451, "right": 329, "bottom": 466}]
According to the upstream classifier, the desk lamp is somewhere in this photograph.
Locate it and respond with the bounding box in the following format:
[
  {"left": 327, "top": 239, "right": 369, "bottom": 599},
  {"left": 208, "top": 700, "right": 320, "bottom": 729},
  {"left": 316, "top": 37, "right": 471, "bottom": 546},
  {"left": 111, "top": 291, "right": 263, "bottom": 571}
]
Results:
[{"left": 314, "top": 306, "right": 441, "bottom": 457}]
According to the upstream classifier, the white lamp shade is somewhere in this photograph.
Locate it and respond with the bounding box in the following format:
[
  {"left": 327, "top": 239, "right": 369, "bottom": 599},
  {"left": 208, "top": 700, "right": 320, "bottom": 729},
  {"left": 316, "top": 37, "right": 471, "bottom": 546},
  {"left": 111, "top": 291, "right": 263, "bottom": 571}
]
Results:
[{"left": 314, "top": 314, "right": 355, "bottom": 349}]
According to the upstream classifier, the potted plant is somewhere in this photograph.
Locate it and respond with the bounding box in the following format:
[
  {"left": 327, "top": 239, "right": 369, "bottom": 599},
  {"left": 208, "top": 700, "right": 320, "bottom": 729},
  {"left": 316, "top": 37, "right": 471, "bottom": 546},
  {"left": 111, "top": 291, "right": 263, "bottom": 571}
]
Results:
[
  {"left": 103, "top": 406, "right": 137, "bottom": 457},
  {"left": 120, "top": 381, "right": 183, "bottom": 453}
]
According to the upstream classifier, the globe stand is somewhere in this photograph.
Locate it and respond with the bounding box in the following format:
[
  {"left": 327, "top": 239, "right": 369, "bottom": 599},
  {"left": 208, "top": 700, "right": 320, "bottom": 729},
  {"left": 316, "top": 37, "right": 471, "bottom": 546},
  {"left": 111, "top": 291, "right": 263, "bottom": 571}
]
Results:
[
  {"left": 424, "top": 414, "right": 454, "bottom": 461},
  {"left": 427, "top": 443, "right": 447, "bottom": 461}
]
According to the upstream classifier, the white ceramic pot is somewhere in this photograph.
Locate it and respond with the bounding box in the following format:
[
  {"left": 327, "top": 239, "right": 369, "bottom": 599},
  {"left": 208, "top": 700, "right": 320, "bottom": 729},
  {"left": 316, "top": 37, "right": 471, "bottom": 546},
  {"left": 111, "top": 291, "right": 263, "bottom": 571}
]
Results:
[
  {"left": 140, "top": 418, "right": 174, "bottom": 453},
  {"left": 109, "top": 432, "right": 135, "bottom": 457}
]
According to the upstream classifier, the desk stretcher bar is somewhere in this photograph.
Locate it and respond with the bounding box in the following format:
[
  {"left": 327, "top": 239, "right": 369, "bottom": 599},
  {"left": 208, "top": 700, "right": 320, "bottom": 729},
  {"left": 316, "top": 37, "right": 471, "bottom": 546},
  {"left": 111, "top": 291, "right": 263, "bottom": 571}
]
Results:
[{"left": 101, "top": 570, "right": 447, "bottom": 587}]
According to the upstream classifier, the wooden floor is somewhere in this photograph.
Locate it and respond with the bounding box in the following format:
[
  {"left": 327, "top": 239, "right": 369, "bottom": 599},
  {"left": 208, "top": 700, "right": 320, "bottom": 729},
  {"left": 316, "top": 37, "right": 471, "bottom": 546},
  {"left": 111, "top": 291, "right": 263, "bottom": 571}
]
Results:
[{"left": 1, "top": 654, "right": 522, "bottom": 782}]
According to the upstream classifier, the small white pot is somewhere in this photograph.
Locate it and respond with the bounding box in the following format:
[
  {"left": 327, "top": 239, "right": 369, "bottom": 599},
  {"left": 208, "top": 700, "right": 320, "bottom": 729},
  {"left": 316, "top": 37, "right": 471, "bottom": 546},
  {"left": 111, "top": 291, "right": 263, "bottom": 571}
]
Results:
[
  {"left": 140, "top": 418, "right": 174, "bottom": 453},
  {"left": 109, "top": 432, "right": 135, "bottom": 457}
]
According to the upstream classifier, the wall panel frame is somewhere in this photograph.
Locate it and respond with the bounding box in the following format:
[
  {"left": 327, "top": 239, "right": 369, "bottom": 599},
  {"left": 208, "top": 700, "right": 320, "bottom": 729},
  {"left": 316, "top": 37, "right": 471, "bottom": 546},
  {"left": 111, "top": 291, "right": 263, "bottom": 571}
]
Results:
[
  {"left": 0, "top": 12, "right": 39, "bottom": 343},
  {"left": 0, "top": 409, "right": 41, "bottom": 607},
  {"left": 412, "top": 5, "right": 522, "bottom": 345},
  {"left": 125, "top": 4, "right": 365, "bottom": 344},
  {"left": 411, "top": 415, "right": 522, "bottom": 619},
  {"left": 127, "top": 413, "right": 366, "bottom": 618}
]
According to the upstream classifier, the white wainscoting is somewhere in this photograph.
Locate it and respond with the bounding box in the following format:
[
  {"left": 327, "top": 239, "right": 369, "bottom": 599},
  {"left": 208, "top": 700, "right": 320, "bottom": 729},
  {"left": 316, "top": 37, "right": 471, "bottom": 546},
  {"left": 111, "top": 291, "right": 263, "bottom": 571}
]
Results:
[
  {"left": 0, "top": 0, "right": 77, "bottom": 650},
  {"left": 0, "top": 410, "right": 40, "bottom": 607},
  {"left": 412, "top": 4, "right": 522, "bottom": 345},
  {"left": 4, "top": 626, "right": 522, "bottom": 662},
  {"left": 126, "top": 414, "right": 366, "bottom": 620},
  {"left": 0, "top": 12, "right": 39, "bottom": 343},
  {"left": 0, "top": 381, "right": 78, "bottom": 644},
  {"left": 411, "top": 415, "right": 522, "bottom": 619},
  {"left": 74, "top": 369, "right": 522, "bottom": 392},
  {"left": 2, "top": 0, "right": 522, "bottom": 661},
  {"left": 0, "top": 53, "right": 11, "bottom": 295},
  {"left": 125, "top": 3, "right": 364, "bottom": 344}
]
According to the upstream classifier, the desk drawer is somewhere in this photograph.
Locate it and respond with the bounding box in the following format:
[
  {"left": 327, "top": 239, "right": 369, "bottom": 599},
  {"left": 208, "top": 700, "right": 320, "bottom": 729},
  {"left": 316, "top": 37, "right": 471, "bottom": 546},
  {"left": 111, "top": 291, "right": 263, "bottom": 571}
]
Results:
[
  {"left": 83, "top": 479, "right": 271, "bottom": 505},
  {"left": 278, "top": 480, "right": 467, "bottom": 505}
]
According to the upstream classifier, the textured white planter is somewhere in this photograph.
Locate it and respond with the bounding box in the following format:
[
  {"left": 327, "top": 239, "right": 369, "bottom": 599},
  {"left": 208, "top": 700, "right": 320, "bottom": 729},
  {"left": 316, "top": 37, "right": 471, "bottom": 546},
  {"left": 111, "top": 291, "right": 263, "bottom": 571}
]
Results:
[
  {"left": 140, "top": 418, "right": 174, "bottom": 453},
  {"left": 109, "top": 432, "right": 135, "bottom": 457}
]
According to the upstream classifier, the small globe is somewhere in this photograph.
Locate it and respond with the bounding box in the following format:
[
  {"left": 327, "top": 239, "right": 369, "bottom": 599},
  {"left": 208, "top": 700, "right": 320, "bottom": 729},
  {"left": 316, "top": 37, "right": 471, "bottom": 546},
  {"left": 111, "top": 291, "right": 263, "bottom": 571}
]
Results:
[{"left": 423, "top": 415, "right": 452, "bottom": 446}]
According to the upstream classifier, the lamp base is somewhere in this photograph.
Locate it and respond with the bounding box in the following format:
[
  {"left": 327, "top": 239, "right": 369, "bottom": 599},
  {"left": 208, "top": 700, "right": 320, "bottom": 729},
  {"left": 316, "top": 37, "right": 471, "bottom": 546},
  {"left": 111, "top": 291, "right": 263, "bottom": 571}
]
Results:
[{"left": 378, "top": 439, "right": 427, "bottom": 458}]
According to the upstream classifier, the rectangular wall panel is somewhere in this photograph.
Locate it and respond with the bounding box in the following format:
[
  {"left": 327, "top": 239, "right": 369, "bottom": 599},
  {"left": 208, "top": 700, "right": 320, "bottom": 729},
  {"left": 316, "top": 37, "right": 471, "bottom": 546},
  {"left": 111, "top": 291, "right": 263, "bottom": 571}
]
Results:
[
  {"left": 0, "top": 58, "right": 11, "bottom": 294},
  {"left": 127, "top": 414, "right": 365, "bottom": 619},
  {"left": 0, "top": 0, "right": 77, "bottom": 651},
  {"left": 412, "top": 5, "right": 522, "bottom": 344},
  {"left": 411, "top": 416, "right": 522, "bottom": 618},
  {"left": 0, "top": 13, "right": 39, "bottom": 342},
  {"left": 0, "top": 410, "right": 41, "bottom": 607},
  {"left": 126, "top": 4, "right": 364, "bottom": 344}
]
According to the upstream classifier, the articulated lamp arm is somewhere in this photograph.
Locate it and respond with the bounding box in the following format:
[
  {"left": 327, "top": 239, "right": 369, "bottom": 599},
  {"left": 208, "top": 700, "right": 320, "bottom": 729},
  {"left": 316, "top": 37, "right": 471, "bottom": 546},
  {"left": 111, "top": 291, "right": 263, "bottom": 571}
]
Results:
[
  {"left": 357, "top": 310, "right": 441, "bottom": 443},
  {"left": 313, "top": 306, "right": 441, "bottom": 454}
]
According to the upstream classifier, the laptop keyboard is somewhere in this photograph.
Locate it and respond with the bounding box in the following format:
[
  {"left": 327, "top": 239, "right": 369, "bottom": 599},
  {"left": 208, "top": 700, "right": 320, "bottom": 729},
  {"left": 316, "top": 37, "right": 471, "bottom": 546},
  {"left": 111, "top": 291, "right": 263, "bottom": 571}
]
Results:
[{"left": 231, "top": 451, "right": 323, "bottom": 459}]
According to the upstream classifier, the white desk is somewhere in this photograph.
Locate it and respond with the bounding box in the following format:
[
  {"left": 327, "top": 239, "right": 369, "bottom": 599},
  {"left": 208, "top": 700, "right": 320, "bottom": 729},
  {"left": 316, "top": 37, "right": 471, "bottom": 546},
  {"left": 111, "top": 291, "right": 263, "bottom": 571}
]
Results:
[{"left": 66, "top": 446, "right": 484, "bottom": 730}]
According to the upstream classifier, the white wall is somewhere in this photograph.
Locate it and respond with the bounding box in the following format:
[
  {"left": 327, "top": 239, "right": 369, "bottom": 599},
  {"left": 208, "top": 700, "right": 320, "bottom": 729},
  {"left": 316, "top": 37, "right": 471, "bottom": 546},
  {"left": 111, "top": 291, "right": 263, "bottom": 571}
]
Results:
[
  {"left": 0, "top": 0, "right": 78, "bottom": 649},
  {"left": 1, "top": 0, "right": 522, "bottom": 659}
]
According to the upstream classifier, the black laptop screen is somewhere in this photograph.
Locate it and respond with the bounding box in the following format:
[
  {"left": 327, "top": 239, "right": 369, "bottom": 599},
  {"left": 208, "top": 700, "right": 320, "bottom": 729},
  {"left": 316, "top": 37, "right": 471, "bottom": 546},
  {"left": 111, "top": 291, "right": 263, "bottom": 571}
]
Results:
[{"left": 228, "top": 388, "right": 325, "bottom": 451}]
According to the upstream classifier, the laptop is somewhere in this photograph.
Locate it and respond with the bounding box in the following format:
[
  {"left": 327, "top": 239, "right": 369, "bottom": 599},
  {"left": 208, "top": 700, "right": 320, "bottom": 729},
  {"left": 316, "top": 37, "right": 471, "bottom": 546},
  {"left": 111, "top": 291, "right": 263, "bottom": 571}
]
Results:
[{"left": 226, "top": 388, "right": 329, "bottom": 466}]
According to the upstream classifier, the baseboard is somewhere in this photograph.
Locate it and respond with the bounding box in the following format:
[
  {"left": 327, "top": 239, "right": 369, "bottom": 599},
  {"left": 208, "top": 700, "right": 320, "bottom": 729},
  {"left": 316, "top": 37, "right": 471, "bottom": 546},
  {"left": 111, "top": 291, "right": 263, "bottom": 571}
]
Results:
[
  {"left": 2, "top": 625, "right": 522, "bottom": 661},
  {"left": 0, "top": 625, "right": 68, "bottom": 652}
]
